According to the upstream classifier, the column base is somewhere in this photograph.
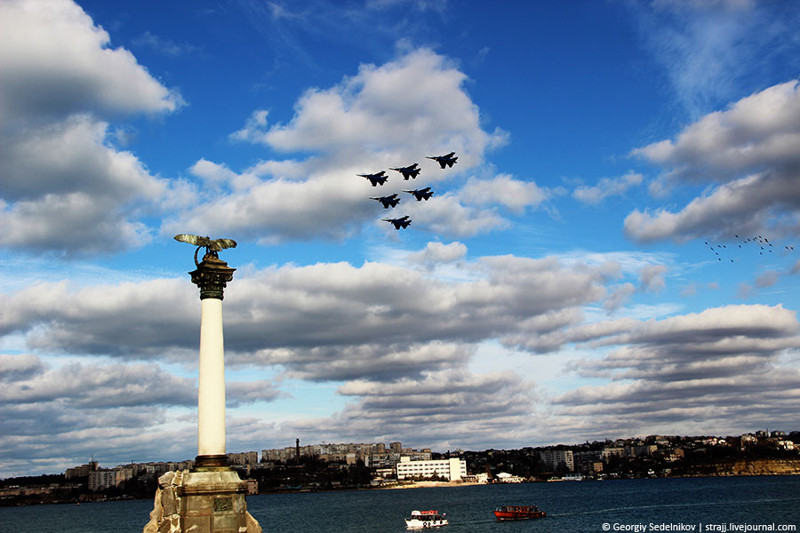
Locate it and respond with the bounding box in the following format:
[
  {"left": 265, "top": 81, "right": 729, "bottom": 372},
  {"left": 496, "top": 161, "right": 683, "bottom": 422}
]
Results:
[{"left": 194, "top": 454, "right": 230, "bottom": 469}]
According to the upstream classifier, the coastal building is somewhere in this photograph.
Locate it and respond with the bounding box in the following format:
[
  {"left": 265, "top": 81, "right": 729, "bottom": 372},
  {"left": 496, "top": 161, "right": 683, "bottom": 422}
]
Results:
[
  {"left": 601, "top": 447, "right": 626, "bottom": 461},
  {"left": 228, "top": 451, "right": 259, "bottom": 466},
  {"left": 260, "top": 441, "right": 435, "bottom": 468},
  {"left": 495, "top": 472, "right": 524, "bottom": 483},
  {"left": 88, "top": 468, "right": 132, "bottom": 491},
  {"left": 65, "top": 461, "right": 98, "bottom": 479},
  {"left": 395, "top": 457, "right": 467, "bottom": 481},
  {"left": 539, "top": 449, "right": 574, "bottom": 472}
]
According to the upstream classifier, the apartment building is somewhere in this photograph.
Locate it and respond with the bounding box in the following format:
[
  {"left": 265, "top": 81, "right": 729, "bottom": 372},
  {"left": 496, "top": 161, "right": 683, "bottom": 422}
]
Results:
[
  {"left": 395, "top": 457, "right": 467, "bottom": 481},
  {"left": 539, "top": 449, "right": 574, "bottom": 472},
  {"left": 88, "top": 468, "right": 132, "bottom": 491}
]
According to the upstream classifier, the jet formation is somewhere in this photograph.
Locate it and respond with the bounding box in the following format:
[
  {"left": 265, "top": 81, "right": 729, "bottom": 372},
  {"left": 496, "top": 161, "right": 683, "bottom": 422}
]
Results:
[{"left": 357, "top": 152, "right": 457, "bottom": 230}]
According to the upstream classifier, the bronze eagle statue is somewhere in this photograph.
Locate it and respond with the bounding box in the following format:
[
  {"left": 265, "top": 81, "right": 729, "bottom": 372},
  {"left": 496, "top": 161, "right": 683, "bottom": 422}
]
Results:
[{"left": 174, "top": 234, "right": 237, "bottom": 266}]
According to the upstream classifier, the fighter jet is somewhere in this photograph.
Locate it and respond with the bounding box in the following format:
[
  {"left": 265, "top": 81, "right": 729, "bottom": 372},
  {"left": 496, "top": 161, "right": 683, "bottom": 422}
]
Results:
[
  {"left": 370, "top": 193, "right": 401, "bottom": 209},
  {"left": 404, "top": 187, "right": 434, "bottom": 201},
  {"left": 383, "top": 215, "right": 411, "bottom": 230},
  {"left": 426, "top": 151, "right": 458, "bottom": 169},
  {"left": 390, "top": 163, "right": 421, "bottom": 180},
  {"left": 358, "top": 171, "right": 388, "bottom": 187}
]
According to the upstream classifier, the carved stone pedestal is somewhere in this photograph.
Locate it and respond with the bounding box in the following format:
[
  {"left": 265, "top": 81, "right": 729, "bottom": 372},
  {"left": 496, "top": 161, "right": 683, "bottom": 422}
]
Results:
[{"left": 143, "top": 468, "right": 261, "bottom": 533}]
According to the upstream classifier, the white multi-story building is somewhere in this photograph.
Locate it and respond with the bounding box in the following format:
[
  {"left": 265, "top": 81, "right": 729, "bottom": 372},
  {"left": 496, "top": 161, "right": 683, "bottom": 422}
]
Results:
[{"left": 395, "top": 457, "right": 467, "bottom": 481}]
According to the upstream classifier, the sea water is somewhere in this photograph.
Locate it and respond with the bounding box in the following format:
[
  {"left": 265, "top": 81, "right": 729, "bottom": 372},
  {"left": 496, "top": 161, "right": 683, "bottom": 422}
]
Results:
[{"left": 1, "top": 476, "right": 798, "bottom": 532}]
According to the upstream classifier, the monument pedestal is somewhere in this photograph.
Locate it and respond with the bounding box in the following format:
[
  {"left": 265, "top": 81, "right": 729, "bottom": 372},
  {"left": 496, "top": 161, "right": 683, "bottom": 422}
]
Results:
[
  {"left": 180, "top": 468, "right": 256, "bottom": 533},
  {"left": 143, "top": 468, "right": 261, "bottom": 533}
]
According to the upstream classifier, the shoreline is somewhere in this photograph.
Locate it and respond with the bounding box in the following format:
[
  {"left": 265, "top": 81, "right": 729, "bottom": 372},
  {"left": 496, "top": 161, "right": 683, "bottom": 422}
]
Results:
[{"left": 380, "top": 480, "right": 484, "bottom": 490}]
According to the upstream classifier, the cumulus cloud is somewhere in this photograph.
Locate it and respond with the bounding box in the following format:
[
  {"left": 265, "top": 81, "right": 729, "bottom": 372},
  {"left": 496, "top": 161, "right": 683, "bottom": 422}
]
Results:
[
  {"left": 0, "top": 351, "right": 282, "bottom": 475},
  {"left": 0, "top": 116, "right": 169, "bottom": 254},
  {"left": 234, "top": 48, "right": 502, "bottom": 157},
  {"left": 0, "top": 0, "right": 181, "bottom": 255},
  {"left": 460, "top": 174, "right": 550, "bottom": 213},
  {"left": 640, "top": 264, "right": 667, "bottom": 293},
  {"left": 396, "top": 193, "right": 509, "bottom": 238},
  {"left": 0, "top": 353, "right": 195, "bottom": 474},
  {"left": 2, "top": 252, "right": 798, "bottom": 469},
  {"left": 0, "top": 246, "right": 631, "bottom": 469},
  {"left": 632, "top": 81, "right": 800, "bottom": 181},
  {"left": 573, "top": 172, "right": 643, "bottom": 205},
  {"left": 626, "top": 81, "right": 800, "bottom": 243},
  {"left": 552, "top": 304, "right": 800, "bottom": 438},
  {"left": 603, "top": 283, "right": 636, "bottom": 312},
  {"left": 0, "top": 358, "right": 195, "bottom": 408},
  {"left": 406, "top": 241, "right": 468, "bottom": 266},
  {"left": 0, "top": 0, "right": 181, "bottom": 123},
  {"left": 169, "top": 47, "right": 508, "bottom": 241},
  {"left": 0, "top": 251, "right": 611, "bottom": 370},
  {"left": 327, "top": 368, "right": 538, "bottom": 449}
]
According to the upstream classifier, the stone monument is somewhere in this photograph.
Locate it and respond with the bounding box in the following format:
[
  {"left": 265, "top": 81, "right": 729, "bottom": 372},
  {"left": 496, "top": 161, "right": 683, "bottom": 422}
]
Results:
[{"left": 144, "top": 235, "right": 261, "bottom": 533}]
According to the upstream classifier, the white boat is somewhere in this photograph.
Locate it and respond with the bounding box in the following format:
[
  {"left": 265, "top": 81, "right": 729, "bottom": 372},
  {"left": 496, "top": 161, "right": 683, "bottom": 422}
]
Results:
[{"left": 405, "top": 510, "right": 448, "bottom": 529}]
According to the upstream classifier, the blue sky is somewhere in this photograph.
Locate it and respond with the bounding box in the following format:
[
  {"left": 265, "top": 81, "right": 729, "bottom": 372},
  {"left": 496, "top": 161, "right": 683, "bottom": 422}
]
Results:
[{"left": 1, "top": 0, "right": 800, "bottom": 477}]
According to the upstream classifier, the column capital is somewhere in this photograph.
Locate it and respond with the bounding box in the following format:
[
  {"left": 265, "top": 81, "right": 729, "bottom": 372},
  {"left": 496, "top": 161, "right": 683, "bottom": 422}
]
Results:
[{"left": 189, "top": 253, "right": 236, "bottom": 300}]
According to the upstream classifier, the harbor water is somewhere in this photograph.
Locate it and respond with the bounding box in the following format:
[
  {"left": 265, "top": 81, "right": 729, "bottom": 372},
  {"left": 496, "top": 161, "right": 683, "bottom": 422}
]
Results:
[{"left": 1, "top": 476, "right": 798, "bottom": 532}]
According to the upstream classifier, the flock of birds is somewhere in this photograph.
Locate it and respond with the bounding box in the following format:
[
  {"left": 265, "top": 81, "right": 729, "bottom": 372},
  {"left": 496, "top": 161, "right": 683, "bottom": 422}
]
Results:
[
  {"left": 358, "top": 151, "right": 458, "bottom": 229},
  {"left": 704, "top": 234, "right": 796, "bottom": 263}
]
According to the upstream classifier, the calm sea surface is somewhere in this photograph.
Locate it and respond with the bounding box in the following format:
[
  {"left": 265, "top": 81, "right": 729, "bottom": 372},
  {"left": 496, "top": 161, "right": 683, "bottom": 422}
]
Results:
[{"left": 1, "top": 476, "right": 798, "bottom": 533}]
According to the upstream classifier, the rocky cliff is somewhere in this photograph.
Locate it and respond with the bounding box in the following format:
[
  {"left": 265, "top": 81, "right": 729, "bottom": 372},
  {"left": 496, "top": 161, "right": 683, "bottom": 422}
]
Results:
[{"left": 670, "top": 458, "right": 800, "bottom": 477}]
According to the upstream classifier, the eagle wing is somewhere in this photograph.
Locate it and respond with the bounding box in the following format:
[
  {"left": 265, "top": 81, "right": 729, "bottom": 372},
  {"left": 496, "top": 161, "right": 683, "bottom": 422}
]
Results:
[
  {"left": 213, "top": 238, "right": 237, "bottom": 250},
  {"left": 175, "top": 234, "right": 236, "bottom": 251},
  {"left": 174, "top": 234, "right": 211, "bottom": 246}
]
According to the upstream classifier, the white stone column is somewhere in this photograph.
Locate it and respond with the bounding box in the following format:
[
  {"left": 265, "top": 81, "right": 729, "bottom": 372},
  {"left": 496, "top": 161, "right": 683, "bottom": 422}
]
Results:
[
  {"left": 197, "top": 297, "right": 226, "bottom": 458},
  {"left": 187, "top": 251, "right": 235, "bottom": 468}
]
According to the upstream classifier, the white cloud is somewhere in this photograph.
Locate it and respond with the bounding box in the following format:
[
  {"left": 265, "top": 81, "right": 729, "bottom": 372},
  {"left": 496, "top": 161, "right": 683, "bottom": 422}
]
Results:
[
  {"left": 170, "top": 47, "right": 509, "bottom": 241},
  {"left": 627, "top": 81, "right": 800, "bottom": 243},
  {"left": 572, "top": 172, "right": 643, "bottom": 205},
  {"left": 0, "top": 251, "right": 613, "bottom": 366},
  {"left": 632, "top": 81, "right": 800, "bottom": 181},
  {"left": 460, "top": 174, "right": 550, "bottom": 212},
  {"left": 550, "top": 303, "right": 800, "bottom": 439},
  {"left": 406, "top": 241, "right": 467, "bottom": 265},
  {"left": 0, "top": 0, "right": 182, "bottom": 123},
  {"left": 640, "top": 264, "right": 667, "bottom": 293},
  {"left": 0, "top": 0, "right": 181, "bottom": 255},
  {"left": 0, "top": 115, "right": 164, "bottom": 202},
  {"left": 604, "top": 283, "right": 636, "bottom": 312},
  {"left": 234, "top": 48, "right": 502, "bottom": 158},
  {"left": 0, "top": 116, "right": 170, "bottom": 254}
]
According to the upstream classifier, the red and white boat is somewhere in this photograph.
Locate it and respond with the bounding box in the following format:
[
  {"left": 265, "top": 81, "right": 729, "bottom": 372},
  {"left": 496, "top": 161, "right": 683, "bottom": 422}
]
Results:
[
  {"left": 405, "top": 510, "right": 448, "bottom": 529},
  {"left": 493, "top": 505, "right": 546, "bottom": 521}
]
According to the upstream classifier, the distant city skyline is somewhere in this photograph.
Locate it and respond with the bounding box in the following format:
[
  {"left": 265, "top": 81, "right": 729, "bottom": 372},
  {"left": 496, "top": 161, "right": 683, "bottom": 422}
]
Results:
[
  {"left": 61, "top": 428, "right": 799, "bottom": 477},
  {"left": 1, "top": 0, "right": 800, "bottom": 478}
]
